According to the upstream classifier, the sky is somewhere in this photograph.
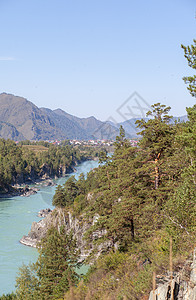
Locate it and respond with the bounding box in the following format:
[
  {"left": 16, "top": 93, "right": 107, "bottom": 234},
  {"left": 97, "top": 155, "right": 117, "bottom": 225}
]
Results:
[{"left": 0, "top": 0, "right": 196, "bottom": 122}]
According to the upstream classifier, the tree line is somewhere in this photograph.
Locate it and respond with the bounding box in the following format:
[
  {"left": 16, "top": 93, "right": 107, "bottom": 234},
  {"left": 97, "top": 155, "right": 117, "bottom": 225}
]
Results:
[{"left": 0, "top": 140, "right": 96, "bottom": 193}]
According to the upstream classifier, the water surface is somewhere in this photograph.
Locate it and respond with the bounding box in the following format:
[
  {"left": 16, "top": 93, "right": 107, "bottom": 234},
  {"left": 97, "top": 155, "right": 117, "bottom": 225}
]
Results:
[{"left": 0, "top": 160, "right": 98, "bottom": 295}]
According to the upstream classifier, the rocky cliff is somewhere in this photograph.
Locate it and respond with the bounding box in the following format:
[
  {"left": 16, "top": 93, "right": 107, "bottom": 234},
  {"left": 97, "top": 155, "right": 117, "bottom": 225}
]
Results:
[
  {"left": 20, "top": 204, "right": 113, "bottom": 262},
  {"left": 149, "top": 249, "right": 196, "bottom": 300},
  {"left": 20, "top": 205, "right": 196, "bottom": 299}
]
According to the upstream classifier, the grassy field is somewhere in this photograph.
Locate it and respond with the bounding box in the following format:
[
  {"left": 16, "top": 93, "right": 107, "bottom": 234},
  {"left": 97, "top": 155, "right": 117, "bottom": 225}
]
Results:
[{"left": 22, "top": 144, "right": 48, "bottom": 153}]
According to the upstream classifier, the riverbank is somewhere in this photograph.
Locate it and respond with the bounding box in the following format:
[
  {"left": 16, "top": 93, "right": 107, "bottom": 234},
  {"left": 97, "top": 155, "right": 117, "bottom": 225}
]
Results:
[
  {"left": 0, "top": 159, "right": 99, "bottom": 295},
  {"left": 0, "top": 157, "right": 97, "bottom": 198},
  {"left": 0, "top": 186, "right": 39, "bottom": 198},
  {"left": 20, "top": 208, "right": 53, "bottom": 248},
  {"left": 0, "top": 178, "right": 57, "bottom": 198}
]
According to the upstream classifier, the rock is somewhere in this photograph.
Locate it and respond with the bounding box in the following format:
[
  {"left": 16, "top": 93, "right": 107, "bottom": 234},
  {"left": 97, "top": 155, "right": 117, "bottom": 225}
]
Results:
[
  {"left": 20, "top": 208, "right": 114, "bottom": 262},
  {"left": 190, "top": 248, "right": 196, "bottom": 285},
  {"left": 38, "top": 208, "right": 52, "bottom": 218},
  {"left": 20, "top": 212, "right": 54, "bottom": 247},
  {"left": 39, "top": 163, "right": 51, "bottom": 179},
  {"left": 10, "top": 185, "right": 39, "bottom": 197},
  {"left": 42, "top": 179, "right": 56, "bottom": 187},
  {"left": 58, "top": 165, "right": 67, "bottom": 176},
  {"left": 20, "top": 235, "right": 37, "bottom": 248},
  {"left": 148, "top": 249, "right": 196, "bottom": 300},
  {"left": 20, "top": 186, "right": 39, "bottom": 197},
  {"left": 149, "top": 276, "right": 179, "bottom": 300}
]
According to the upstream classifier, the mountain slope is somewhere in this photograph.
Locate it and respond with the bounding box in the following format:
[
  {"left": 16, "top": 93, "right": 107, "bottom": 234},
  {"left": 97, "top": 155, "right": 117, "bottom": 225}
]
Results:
[
  {"left": 40, "top": 108, "right": 90, "bottom": 140},
  {"left": 0, "top": 121, "right": 25, "bottom": 140},
  {"left": 0, "top": 93, "right": 188, "bottom": 141},
  {"left": 53, "top": 108, "right": 119, "bottom": 139},
  {"left": 0, "top": 93, "right": 118, "bottom": 140},
  {"left": 0, "top": 93, "right": 63, "bottom": 140}
]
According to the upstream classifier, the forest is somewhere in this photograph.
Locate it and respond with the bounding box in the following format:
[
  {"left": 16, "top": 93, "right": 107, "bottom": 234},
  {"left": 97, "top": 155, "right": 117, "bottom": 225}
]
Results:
[
  {"left": 1, "top": 41, "right": 196, "bottom": 299},
  {"left": 11, "top": 100, "right": 196, "bottom": 300},
  {"left": 0, "top": 140, "right": 99, "bottom": 193}
]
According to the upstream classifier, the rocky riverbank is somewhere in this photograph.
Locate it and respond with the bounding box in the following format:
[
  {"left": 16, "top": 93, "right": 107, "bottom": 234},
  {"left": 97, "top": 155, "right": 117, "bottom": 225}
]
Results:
[
  {"left": 0, "top": 185, "right": 39, "bottom": 198},
  {"left": 20, "top": 206, "right": 113, "bottom": 262},
  {"left": 38, "top": 208, "right": 52, "bottom": 218},
  {"left": 0, "top": 178, "right": 57, "bottom": 198},
  {"left": 0, "top": 160, "right": 77, "bottom": 198},
  {"left": 20, "top": 209, "right": 54, "bottom": 248}
]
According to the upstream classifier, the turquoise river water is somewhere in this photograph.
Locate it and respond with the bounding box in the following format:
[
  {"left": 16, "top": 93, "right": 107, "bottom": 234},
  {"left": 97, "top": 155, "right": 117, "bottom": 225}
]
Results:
[{"left": 0, "top": 160, "right": 99, "bottom": 295}]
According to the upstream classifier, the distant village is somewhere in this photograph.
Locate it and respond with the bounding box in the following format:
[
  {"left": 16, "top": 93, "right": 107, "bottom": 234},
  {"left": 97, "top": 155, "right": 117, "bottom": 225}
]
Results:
[{"left": 47, "top": 139, "right": 139, "bottom": 147}]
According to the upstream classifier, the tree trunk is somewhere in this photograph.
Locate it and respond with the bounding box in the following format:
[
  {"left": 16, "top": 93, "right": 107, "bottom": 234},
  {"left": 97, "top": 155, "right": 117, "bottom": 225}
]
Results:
[
  {"left": 154, "top": 153, "right": 161, "bottom": 189},
  {"left": 155, "top": 163, "right": 159, "bottom": 190},
  {"left": 107, "top": 170, "right": 111, "bottom": 190},
  {"left": 130, "top": 217, "right": 134, "bottom": 240}
]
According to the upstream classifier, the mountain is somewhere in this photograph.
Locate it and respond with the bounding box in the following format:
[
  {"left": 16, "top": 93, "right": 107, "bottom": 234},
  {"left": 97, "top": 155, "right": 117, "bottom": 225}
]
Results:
[
  {"left": 0, "top": 93, "right": 119, "bottom": 141},
  {"left": 53, "top": 109, "right": 103, "bottom": 137},
  {"left": 0, "top": 93, "right": 188, "bottom": 141},
  {"left": 40, "top": 108, "right": 90, "bottom": 140},
  {"left": 0, "top": 93, "right": 64, "bottom": 140},
  {"left": 0, "top": 121, "right": 25, "bottom": 140},
  {"left": 110, "top": 115, "right": 189, "bottom": 138}
]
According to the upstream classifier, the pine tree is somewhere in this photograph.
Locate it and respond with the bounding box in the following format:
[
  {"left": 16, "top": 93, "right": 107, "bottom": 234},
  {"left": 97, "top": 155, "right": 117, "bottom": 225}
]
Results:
[
  {"left": 52, "top": 185, "right": 66, "bottom": 207},
  {"left": 181, "top": 39, "right": 196, "bottom": 97},
  {"left": 15, "top": 263, "right": 39, "bottom": 300},
  {"left": 36, "top": 226, "right": 79, "bottom": 299},
  {"left": 177, "top": 104, "right": 196, "bottom": 185},
  {"left": 135, "top": 103, "right": 175, "bottom": 191}
]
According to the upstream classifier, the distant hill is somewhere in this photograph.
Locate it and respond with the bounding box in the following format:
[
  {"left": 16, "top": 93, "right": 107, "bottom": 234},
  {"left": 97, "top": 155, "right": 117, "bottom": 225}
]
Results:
[
  {"left": 0, "top": 93, "right": 64, "bottom": 140},
  {"left": 0, "top": 93, "right": 119, "bottom": 141},
  {"left": 53, "top": 109, "right": 104, "bottom": 137},
  {"left": 0, "top": 93, "right": 188, "bottom": 141},
  {"left": 109, "top": 115, "right": 189, "bottom": 138}
]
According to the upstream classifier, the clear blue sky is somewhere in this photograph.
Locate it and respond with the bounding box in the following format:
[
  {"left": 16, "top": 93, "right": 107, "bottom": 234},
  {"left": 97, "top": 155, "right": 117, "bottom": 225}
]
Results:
[{"left": 0, "top": 0, "right": 195, "bottom": 122}]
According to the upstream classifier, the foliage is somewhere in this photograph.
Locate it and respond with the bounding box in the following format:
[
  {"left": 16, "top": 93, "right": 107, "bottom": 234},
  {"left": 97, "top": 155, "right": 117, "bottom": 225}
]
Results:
[
  {"left": 15, "top": 227, "right": 79, "bottom": 300},
  {"left": 0, "top": 293, "right": 17, "bottom": 300},
  {"left": 6, "top": 39, "right": 196, "bottom": 299},
  {"left": 0, "top": 140, "right": 92, "bottom": 192},
  {"left": 53, "top": 101, "right": 196, "bottom": 298},
  {"left": 15, "top": 263, "right": 39, "bottom": 300},
  {"left": 13, "top": 101, "right": 196, "bottom": 298},
  {"left": 36, "top": 227, "right": 79, "bottom": 299},
  {"left": 181, "top": 39, "right": 196, "bottom": 97}
]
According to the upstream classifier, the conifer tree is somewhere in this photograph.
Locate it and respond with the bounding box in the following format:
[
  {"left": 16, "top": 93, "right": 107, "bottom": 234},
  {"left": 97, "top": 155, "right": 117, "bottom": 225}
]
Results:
[
  {"left": 15, "top": 263, "right": 39, "bottom": 300},
  {"left": 181, "top": 39, "right": 196, "bottom": 97},
  {"left": 135, "top": 103, "right": 174, "bottom": 191},
  {"left": 177, "top": 104, "right": 196, "bottom": 185},
  {"left": 16, "top": 227, "right": 80, "bottom": 299},
  {"left": 52, "top": 184, "right": 66, "bottom": 207},
  {"left": 36, "top": 227, "right": 79, "bottom": 299}
]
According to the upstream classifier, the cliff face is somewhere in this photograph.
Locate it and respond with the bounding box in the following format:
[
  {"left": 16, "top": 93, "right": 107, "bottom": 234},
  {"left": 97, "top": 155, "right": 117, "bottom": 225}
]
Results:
[
  {"left": 20, "top": 205, "right": 113, "bottom": 262},
  {"left": 149, "top": 249, "right": 196, "bottom": 300},
  {"left": 20, "top": 206, "right": 196, "bottom": 299}
]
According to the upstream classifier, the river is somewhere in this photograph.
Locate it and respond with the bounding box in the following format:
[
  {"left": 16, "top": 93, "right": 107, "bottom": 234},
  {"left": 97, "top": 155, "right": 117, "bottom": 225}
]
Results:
[{"left": 0, "top": 160, "right": 99, "bottom": 296}]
